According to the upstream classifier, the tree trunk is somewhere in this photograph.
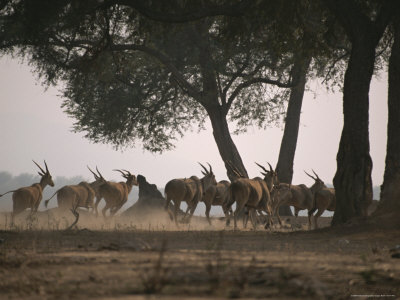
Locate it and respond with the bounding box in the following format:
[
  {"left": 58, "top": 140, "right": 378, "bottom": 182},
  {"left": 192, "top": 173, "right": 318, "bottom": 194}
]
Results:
[
  {"left": 377, "top": 15, "right": 400, "bottom": 214},
  {"left": 276, "top": 55, "right": 311, "bottom": 184},
  {"left": 275, "top": 55, "right": 312, "bottom": 216},
  {"left": 207, "top": 105, "right": 249, "bottom": 181},
  {"left": 332, "top": 38, "right": 375, "bottom": 226}
]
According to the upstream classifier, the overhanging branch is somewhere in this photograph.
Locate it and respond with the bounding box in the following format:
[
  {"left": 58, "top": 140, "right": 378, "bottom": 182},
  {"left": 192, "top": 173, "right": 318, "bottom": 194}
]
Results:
[{"left": 226, "top": 77, "right": 294, "bottom": 110}]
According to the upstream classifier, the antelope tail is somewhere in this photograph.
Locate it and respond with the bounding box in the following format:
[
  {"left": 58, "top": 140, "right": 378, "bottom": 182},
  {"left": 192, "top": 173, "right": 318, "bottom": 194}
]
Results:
[
  {"left": 44, "top": 190, "right": 59, "bottom": 208},
  {"left": 0, "top": 190, "right": 17, "bottom": 197}
]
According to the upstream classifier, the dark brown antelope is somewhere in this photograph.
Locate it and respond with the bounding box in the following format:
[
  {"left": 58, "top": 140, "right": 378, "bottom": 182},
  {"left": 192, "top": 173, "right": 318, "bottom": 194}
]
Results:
[
  {"left": 0, "top": 160, "right": 54, "bottom": 218},
  {"left": 164, "top": 163, "right": 217, "bottom": 226},
  {"left": 98, "top": 169, "right": 138, "bottom": 217},
  {"left": 305, "top": 170, "right": 335, "bottom": 229}
]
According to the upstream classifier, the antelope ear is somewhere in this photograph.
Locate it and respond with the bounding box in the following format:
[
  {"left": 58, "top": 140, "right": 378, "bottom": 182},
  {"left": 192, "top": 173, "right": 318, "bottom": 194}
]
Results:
[
  {"left": 201, "top": 171, "right": 207, "bottom": 176},
  {"left": 38, "top": 171, "right": 44, "bottom": 176}
]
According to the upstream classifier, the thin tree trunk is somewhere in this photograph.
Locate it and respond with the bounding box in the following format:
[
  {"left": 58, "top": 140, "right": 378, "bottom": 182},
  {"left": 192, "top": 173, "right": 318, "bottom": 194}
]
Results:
[
  {"left": 377, "top": 15, "right": 400, "bottom": 214},
  {"left": 332, "top": 38, "right": 375, "bottom": 225},
  {"left": 276, "top": 55, "right": 311, "bottom": 183},
  {"left": 275, "top": 54, "right": 312, "bottom": 216},
  {"left": 207, "top": 105, "right": 248, "bottom": 181}
]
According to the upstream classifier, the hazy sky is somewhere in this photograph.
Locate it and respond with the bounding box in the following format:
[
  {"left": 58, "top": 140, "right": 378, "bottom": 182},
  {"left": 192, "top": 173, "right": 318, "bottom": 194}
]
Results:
[{"left": 0, "top": 55, "right": 388, "bottom": 192}]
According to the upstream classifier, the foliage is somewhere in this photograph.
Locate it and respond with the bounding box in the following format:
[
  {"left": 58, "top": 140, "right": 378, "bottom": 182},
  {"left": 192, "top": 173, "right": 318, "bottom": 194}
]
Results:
[{"left": 0, "top": 0, "right": 298, "bottom": 152}]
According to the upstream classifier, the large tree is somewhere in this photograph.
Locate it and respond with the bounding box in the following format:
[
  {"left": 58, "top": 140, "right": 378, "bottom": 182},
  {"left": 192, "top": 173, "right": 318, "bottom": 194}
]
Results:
[
  {"left": 323, "top": 0, "right": 395, "bottom": 225},
  {"left": 0, "top": 1, "right": 296, "bottom": 181},
  {"left": 378, "top": 8, "right": 400, "bottom": 215}
]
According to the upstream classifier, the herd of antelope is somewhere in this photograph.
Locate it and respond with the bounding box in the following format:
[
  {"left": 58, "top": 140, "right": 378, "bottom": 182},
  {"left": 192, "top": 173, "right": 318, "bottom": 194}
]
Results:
[{"left": 0, "top": 160, "right": 335, "bottom": 230}]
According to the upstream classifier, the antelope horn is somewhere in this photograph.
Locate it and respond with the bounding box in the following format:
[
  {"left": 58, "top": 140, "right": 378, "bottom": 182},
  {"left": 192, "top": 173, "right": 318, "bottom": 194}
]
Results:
[
  {"left": 304, "top": 170, "right": 317, "bottom": 180},
  {"left": 96, "top": 166, "right": 105, "bottom": 179},
  {"left": 267, "top": 162, "right": 273, "bottom": 172},
  {"left": 113, "top": 169, "right": 125, "bottom": 174},
  {"left": 207, "top": 162, "right": 213, "bottom": 174},
  {"left": 44, "top": 160, "right": 49, "bottom": 173},
  {"left": 312, "top": 169, "right": 321, "bottom": 180},
  {"left": 113, "top": 169, "right": 128, "bottom": 178},
  {"left": 87, "top": 166, "right": 99, "bottom": 179},
  {"left": 32, "top": 160, "right": 46, "bottom": 174},
  {"left": 198, "top": 162, "right": 209, "bottom": 174},
  {"left": 255, "top": 162, "right": 269, "bottom": 173},
  {"left": 122, "top": 169, "right": 132, "bottom": 176}
]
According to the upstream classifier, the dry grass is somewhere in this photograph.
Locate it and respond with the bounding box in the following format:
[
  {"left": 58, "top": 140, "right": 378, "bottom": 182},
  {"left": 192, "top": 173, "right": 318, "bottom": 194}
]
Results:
[{"left": 0, "top": 210, "right": 399, "bottom": 299}]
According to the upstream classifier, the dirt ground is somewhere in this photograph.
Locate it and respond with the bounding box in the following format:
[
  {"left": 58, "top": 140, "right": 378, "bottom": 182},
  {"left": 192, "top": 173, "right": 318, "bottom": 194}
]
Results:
[{"left": 0, "top": 210, "right": 399, "bottom": 299}]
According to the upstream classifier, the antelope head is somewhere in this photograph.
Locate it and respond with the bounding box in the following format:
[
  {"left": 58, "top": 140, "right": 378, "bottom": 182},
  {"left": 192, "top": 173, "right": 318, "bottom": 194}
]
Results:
[
  {"left": 33, "top": 160, "right": 54, "bottom": 187},
  {"left": 304, "top": 169, "right": 326, "bottom": 194},
  {"left": 198, "top": 162, "right": 217, "bottom": 192},
  {"left": 87, "top": 165, "right": 107, "bottom": 184},
  {"left": 87, "top": 166, "right": 107, "bottom": 196},
  {"left": 114, "top": 169, "right": 138, "bottom": 186},
  {"left": 256, "top": 162, "right": 279, "bottom": 188}
]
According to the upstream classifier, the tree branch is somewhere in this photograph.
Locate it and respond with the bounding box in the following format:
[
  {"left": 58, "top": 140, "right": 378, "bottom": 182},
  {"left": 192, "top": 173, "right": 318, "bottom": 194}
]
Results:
[{"left": 226, "top": 77, "right": 294, "bottom": 110}]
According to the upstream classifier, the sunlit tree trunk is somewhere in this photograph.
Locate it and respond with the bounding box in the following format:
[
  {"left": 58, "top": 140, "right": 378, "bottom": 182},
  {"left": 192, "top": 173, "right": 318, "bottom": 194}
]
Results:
[{"left": 377, "top": 15, "right": 400, "bottom": 214}]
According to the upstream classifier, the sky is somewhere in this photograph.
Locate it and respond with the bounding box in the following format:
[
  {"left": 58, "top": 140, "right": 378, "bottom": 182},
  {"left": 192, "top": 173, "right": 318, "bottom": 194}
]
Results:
[{"left": 0, "top": 55, "right": 388, "bottom": 198}]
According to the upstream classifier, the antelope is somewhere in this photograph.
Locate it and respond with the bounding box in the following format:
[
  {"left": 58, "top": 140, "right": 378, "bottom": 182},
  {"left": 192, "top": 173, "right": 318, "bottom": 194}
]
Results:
[
  {"left": 164, "top": 163, "right": 217, "bottom": 226},
  {"left": 254, "top": 162, "right": 280, "bottom": 228},
  {"left": 98, "top": 169, "right": 138, "bottom": 217},
  {"left": 0, "top": 160, "right": 54, "bottom": 218},
  {"left": 223, "top": 162, "right": 275, "bottom": 230},
  {"left": 305, "top": 170, "right": 336, "bottom": 229},
  {"left": 270, "top": 181, "right": 314, "bottom": 229},
  {"left": 87, "top": 166, "right": 109, "bottom": 216},
  {"left": 44, "top": 166, "right": 106, "bottom": 212},
  {"left": 201, "top": 180, "right": 231, "bottom": 225}
]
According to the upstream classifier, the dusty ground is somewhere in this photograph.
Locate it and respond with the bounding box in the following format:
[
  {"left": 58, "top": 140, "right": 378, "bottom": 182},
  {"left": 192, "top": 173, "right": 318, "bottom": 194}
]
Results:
[{"left": 0, "top": 210, "right": 399, "bottom": 299}]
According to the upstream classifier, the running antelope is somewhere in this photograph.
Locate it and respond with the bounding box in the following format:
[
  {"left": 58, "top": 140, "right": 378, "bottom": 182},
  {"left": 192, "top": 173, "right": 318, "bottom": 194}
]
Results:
[
  {"left": 0, "top": 160, "right": 54, "bottom": 218},
  {"left": 98, "top": 169, "right": 138, "bottom": 217},
  {"left": 202, "top": 180, "right": 231, "bottom": 225},
  {"left": 165, "top": 163, "right": 217, "bottom": 226},
  {"left": 223, "top": 162, "right": 274, "bottom": 230},
  {"left": 44, "top": 166, "right": 106, "bottom": 212}
]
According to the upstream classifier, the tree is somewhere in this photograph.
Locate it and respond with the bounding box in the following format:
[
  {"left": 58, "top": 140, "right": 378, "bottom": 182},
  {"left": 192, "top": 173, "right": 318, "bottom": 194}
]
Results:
[
  {"left": 323, "top": 0, "right": 395, "bottom": 225},
  {"left": 0, "top": 1, "right": 295, "bottom": 181},
  {"left": 378, "top": 8, "right": 400, "bottom": 214}
]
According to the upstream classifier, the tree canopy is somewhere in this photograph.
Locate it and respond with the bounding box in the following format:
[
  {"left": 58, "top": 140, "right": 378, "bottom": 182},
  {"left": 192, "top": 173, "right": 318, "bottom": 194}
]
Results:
[{"left": 0, "top": 1, "right": 299, "bottom": 154}]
